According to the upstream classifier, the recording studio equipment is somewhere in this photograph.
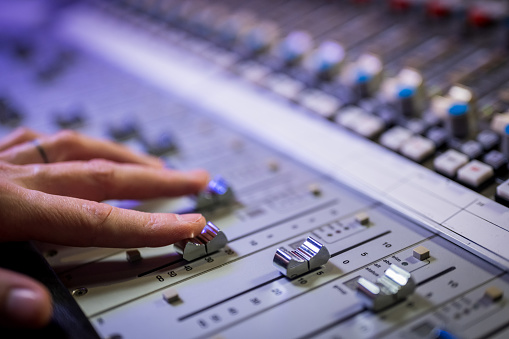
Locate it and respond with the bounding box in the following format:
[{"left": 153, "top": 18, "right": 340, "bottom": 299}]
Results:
[{"left": 2, "top": 0, "right": 509, "bottom": 338}]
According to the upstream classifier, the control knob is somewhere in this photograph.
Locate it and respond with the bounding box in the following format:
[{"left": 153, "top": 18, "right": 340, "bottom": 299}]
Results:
[
  {"left": 431, "top": 85, "right": 476, "bottom": 139},
  {"left": 0, "top": 97, "right": 23, "bottom": 126},
  {"left": 273, "top": 236, "right": 330, "bottom": 278},
  {"left": 341, "top": 53, "right": 383, "bottom": 99},
  {"left": 278, "top": 30, "right": 313, "bottom": 66},
  {"left": 241, "top": 20, "right": 280, "bottom": 55},
  {"left": 356, "top": 264, "right": 416, "bottom": 312},
  {"left": 195, "top": 175, "right": 235, "bottom": 210},
  {"left": 379, "top": 68, "right": 425, "bottom": 119},
  {"left": 142, "top": 131, "right": 177, "bottom": 156},
  {"left": 216, "top": 10, "right": 257, "bottom": 46},
  {"left": 304, "top": 40, "right": 345, "bottom": 80},
  {"left": 174, "top": 221, "right": 228, "bottom": 261},
  {"left": 490, "top": 111, "right": 509, "bottom": 158},
  {"left": 187, "top": 4, "right": 229, "bottom": 37}
]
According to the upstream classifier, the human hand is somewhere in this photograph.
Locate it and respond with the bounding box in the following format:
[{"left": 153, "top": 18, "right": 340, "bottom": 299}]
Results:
[{"left": 0, "top": 128, "right": 210, "bottom": 328}]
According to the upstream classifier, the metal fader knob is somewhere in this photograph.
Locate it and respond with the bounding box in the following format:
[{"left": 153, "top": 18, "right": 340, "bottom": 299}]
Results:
[
  {"left": 273, "top": 248, "right": 309, "bottom": 278},
  {"left": 356, "top": 264, "right": 416, "bottom": 312},
  {"left": 174, "top": 222, "right": 228, "bottom": 261},
  {"left": 195, "top": 175, "right": 235, "bottom": 210},
  {"left": 273, "top": 236, "right": 330, "bottom": 278}
]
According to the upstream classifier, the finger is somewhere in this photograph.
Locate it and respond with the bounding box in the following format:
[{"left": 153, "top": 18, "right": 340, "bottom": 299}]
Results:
[
  {"left": 0, "top": 127, "right": 45, "bottom": 152},
  {"left": 15, "top": 160, "right": 209, "bottom": 201},
  {"left": 0, "top": 130, "right": 163, "bottom": 167},
  {"left": 1, "top": 185, "right": 207, "bottom": 248},
  {"left": 0, "top": 268, "right": 52, "bottom": 328}
]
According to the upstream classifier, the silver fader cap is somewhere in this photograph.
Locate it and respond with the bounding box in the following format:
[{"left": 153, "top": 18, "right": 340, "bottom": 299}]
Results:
[
  {"left": 174, "top": 222, "right": 228, "bottom": 261},
  {"left": 273, "top": 236, "right": 330, "bottom": 278},
  {"left": 201, "top": 222, "right": 228, "bottom": 253},
  {"left": 273, "top": 248, "right": 309, "bottom": 278},
  {"left": 195, "top": 176, "right": 235, "bottom": 210},
  {"left": 356, "top": 264, "right": 416, "bottom": 312},
  {"left": 296, "top": 236, "right": 330, "bottom": 270}
]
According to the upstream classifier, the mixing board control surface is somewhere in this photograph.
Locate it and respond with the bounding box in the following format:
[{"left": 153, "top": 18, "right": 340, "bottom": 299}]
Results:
[{"left": 2, "top": 0, "right": 509, "bottom": 338}]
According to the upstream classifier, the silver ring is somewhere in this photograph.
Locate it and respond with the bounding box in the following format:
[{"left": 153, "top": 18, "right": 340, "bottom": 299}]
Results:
[{"left": 32, "top": 139, "right": 49, "bottom": 163}]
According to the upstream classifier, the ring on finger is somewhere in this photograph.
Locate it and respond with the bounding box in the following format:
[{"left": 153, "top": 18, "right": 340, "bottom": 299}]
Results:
[{"left": 32, "top": 139, "right": 49, "bottom": 163}]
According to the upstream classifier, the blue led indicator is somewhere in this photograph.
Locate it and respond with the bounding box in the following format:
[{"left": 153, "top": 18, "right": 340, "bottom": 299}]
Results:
[{"left": 505, "top": 124, "right": 509, "bottom": 135}]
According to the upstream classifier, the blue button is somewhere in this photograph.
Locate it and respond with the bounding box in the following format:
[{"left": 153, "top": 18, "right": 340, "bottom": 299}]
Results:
[
  {"left": 282, "top": 47, "right": 298, "bottom": 61},
  {"left": 318, "top": 60, "right": 332, "bottom": 72},
  {"left": 434, "top": 329, "right": 458, "bottom": 339},
  {"left": 356, "top": 71, "right": 370, "bottom": 84},
  {"left": 505, "top": 124, "right": 509, "bottom": 135},
  {"left": 398, "top": 87, "right": 414, "bottom": 99},
  {"left": 448, "top": 103, "right": 468, "bottom": 116}
]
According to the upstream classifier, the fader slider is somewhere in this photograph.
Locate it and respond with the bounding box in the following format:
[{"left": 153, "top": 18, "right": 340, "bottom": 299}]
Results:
[{"left": 174, "top": 222, "right": 228, "bottom": 261}]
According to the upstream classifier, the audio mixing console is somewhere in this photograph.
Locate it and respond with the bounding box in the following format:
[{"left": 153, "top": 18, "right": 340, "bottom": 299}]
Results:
[{"left": 2, "top": 0, "right": 509, "bottom": 338}]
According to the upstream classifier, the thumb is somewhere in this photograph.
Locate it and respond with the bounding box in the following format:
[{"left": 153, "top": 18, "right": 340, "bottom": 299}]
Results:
[{"left": 0, "top": 267, "right": 52, "bottom": 328}]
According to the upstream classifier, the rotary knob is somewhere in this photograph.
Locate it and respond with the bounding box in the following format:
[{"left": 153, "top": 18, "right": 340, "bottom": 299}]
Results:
[
  {"left": 216, "top": 10, "right": 257, "bottom": 46},
  {"left": 273, "top": 236, "right": 330, "bottom": 278},
  {"left": 174, "top": 222, "right": 228, "bottom": 261},
  {"left": 241, "top": 20, "right": 280, "bottom": 55},
  {"left": 489, "top": 112, "right": 509, "bottom": 158},
  {"left": 0, "top": 97, "right": 23, "bottom": 126},
  {"left": 431, "top": 85, "right": 476, "bottom": 139},
  {"left": 341, "top": 53, "right": 383, "bottom": 99},
  {"left": 142, "top": 131, "right": 177, "bottom": 156},
  {"left": 195, "top": 175, "right": 235, "bottom": 210},
  {"left": 356, "top": 264, "right": 416, "bottom": 312},
  {"left": 379, "top": 68, "right": 425, "bottom": 119},
  {"left": 304, "top": 40, "right": 345, "bottom": 80},
  {"left": 278, "top": 30, "right": 313, "bottom": 66}
]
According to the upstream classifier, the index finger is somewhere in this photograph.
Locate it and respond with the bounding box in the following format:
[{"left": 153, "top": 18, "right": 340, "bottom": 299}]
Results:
[{"left": 1, "top": 185, "right": 207, "bottom": 248}]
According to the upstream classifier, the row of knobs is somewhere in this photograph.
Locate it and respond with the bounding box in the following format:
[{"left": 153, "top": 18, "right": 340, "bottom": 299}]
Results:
[{"left": 124, "top": 0, "right": 509, "bottom": 156}]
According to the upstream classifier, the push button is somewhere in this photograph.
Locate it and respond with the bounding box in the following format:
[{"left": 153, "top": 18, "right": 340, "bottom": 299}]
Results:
[
  {"left": 413, "top": 246, "right": 430, "bottom": 260},
  {"left": 434, "top": 149, "right": 469, "bottom": 177},
  {"left": 457, "top": 160, "right": 493, "bottom": 187}
]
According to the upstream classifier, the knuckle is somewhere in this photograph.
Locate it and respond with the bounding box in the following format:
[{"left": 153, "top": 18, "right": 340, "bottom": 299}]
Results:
[
  {"left": 0, "top": 163, "right": 18, "bottom": 178},
  {"left": 85, "top": 159, "right": 116, "bottom": 194},
  {"left": 54, "top": 130, "right": 80, "bottom": 147},
  {"left": 49, "top": 130, "right": 82, "bottom": 160},
  {"left": 147, "top": 213, "right": 165, "bottom": 230},
  {"left": 13, "top": 126, "right": 35, "bottom": 138},
  {"left": 0, "top": 162, "right": 12, "bottom": 172},
  {"left": 81, "top": 202, "right": 114, "bottom": 245},
  {"left": 143, "top": 213, "right": 177, "bottom": 246}
]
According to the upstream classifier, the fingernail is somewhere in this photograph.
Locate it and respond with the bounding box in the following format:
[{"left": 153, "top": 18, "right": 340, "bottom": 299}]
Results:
[
  {"left": 177, "top": 213, "right": 203, "bottom": 223},
  {"left": 6, "top": 288, "right": 42, "bottom": 325}
]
